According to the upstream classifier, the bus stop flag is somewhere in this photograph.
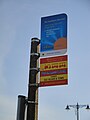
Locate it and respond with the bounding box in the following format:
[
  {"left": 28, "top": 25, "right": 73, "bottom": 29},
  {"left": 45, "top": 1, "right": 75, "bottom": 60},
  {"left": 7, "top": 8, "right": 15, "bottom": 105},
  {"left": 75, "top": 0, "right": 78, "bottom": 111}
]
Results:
[{"left": 40, "top": 13, "right": 67, "bottom": 57}]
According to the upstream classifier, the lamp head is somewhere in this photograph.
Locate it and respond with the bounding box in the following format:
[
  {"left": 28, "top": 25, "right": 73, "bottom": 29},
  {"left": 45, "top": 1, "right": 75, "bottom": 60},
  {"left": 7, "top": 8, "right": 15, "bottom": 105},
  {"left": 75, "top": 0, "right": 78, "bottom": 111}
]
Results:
[
  {"left": 65, "top": 105, "right": 70, "bottom": 110},
  {"left": 86, "top": 105, "right": 90, "bottom": 110}
]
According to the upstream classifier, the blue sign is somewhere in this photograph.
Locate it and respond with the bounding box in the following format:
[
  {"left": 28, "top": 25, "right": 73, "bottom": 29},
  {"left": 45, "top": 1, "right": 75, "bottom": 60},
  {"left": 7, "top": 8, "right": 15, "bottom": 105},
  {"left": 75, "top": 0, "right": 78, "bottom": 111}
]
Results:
[{"left": 40, "top": 13, "right": 67, "bottom": 57}]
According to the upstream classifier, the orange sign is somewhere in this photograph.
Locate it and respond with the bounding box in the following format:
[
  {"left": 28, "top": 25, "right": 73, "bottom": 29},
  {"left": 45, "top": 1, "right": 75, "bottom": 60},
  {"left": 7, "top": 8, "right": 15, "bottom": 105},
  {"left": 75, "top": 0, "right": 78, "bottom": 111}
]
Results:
[{"left": 40, "top": 55, "right": 68, "bottom": 87}]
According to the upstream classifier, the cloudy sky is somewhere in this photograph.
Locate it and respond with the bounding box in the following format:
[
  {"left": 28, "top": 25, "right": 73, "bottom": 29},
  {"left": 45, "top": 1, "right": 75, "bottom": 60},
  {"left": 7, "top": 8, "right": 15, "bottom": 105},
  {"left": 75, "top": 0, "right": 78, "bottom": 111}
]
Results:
[{"left": 0, "top": 0, "right": 90, "bottom": 120}]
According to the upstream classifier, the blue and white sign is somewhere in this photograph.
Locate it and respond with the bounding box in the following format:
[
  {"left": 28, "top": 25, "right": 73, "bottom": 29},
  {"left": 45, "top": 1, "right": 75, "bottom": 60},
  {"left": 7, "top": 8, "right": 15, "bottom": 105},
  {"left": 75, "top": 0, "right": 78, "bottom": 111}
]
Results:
[{"left": 40, "top": 13, "right": 67, "bottom": 57}]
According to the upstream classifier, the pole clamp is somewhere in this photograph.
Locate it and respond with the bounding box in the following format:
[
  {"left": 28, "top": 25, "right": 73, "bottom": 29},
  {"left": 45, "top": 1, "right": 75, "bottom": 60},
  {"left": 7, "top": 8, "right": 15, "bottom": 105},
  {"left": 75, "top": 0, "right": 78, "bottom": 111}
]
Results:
[
  {"left": 31, "top": 53, "right": 40, "bottom": 57},
  {"left": 30, "top": 68, "right": 40, "bottom": 72},
  {"left": 28, "top": 83, "right": 40, "bottom": 87},
  {"left": 27, "top": 100, "right": 38, "bottom": 105}
]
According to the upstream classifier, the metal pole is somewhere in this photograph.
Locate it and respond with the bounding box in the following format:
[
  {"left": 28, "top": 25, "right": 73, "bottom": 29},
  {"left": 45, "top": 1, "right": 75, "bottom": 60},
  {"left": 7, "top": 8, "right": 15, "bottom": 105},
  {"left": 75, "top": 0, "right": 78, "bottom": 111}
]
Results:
[
  {"left": 16, "top": 95, "right": 26, "bottom": 120},
  {"left": 26, "top": 38, "right": 40, "bottom": 120},
  {"left": 76, "top": 103, "right": 79, "bottom": 120}
]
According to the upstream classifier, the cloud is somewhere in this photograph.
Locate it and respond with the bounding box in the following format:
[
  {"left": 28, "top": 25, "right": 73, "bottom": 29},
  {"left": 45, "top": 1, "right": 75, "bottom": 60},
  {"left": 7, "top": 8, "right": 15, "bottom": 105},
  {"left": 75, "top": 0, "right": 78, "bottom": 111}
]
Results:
[
  {"left": 0, "top": 95, "right": 16, "bottom": 120},
  {"left": 0, "top": 22, "right": 16, "bottom": 93},
  {"left": 39, "top": 103, "right": 70, "bottom": 120},
  {"left": 0, "top": 24, "right": 16, "bottom": 120}
]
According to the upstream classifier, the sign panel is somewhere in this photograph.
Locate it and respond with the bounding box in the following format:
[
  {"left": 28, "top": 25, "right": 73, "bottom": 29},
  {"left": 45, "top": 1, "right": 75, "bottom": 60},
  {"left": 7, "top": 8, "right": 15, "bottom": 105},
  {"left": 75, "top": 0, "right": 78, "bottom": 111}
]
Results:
[
  {"left": 40, "top": 55, "right": 68, "bottom": 87},
  {"left": 40, "top": 13, "right": 67, "bottom": 57}
]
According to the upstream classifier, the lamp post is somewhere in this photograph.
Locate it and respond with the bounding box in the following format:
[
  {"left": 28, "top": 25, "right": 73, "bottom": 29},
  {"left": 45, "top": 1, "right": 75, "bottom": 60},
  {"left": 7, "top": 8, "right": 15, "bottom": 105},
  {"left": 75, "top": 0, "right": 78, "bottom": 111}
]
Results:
[{"left": 65, "top": 102, "right": 90, "bottom": 120}]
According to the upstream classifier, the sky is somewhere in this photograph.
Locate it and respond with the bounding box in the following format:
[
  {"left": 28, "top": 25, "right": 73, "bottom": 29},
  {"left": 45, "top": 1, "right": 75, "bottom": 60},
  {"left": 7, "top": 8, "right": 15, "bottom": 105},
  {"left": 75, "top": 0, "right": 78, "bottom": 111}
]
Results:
[{"left": 0, "top": 0, "right": 90, "bottom": 120}]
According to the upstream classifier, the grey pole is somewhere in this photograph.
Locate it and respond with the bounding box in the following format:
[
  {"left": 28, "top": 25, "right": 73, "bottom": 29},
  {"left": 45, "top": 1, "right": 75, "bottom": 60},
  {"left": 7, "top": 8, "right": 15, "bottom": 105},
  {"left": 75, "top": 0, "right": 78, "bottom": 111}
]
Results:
[
  {"left": 76, "top": 103, "right": 79, "bottom": 120},
  {"left": 16, "top": 95, "right": 26, "bottom": 120}
]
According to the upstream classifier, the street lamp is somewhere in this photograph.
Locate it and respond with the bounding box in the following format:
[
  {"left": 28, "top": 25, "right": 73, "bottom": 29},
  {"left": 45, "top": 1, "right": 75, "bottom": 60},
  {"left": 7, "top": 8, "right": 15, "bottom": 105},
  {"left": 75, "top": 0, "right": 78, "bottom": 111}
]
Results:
[{"left": 65, "top": 102, "right": 90, "bottom": 120}]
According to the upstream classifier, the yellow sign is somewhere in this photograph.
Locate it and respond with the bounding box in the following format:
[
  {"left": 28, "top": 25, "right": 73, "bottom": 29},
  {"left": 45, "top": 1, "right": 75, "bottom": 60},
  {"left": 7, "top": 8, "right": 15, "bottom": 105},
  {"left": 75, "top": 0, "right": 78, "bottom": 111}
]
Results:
[
  {"left": 40, "top": 55, "right": 68, "bottom": 87},
  {"left": 40, "top": 61, "right": 67, "bottom": 71}
]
